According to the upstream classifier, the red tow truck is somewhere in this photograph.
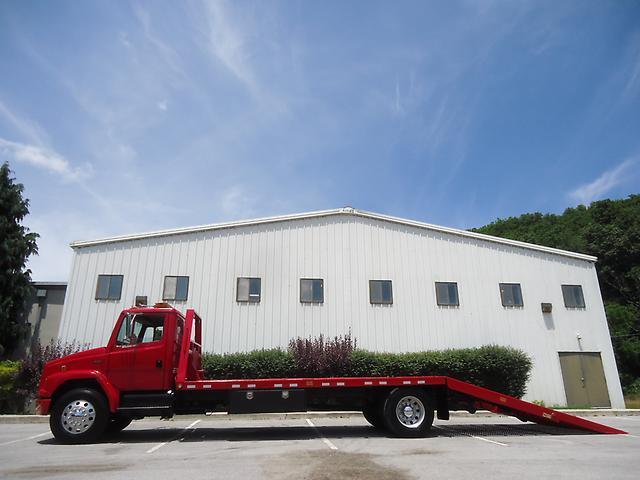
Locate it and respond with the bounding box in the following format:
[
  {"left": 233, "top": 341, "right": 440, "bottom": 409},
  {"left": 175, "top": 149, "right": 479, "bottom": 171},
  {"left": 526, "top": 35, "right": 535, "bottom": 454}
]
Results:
[{"left": 38, "top": 304, "right": 626, "bottom": 443}]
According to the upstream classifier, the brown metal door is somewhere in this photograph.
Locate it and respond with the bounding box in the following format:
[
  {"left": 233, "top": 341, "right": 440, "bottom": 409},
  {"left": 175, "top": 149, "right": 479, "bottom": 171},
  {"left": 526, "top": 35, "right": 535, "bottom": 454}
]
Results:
[
  {"left": 580, "top": 353, "right": 611, "bottom": 407},
  {"left": 559, "top": 352, "right": 611, "bottom": 407}
]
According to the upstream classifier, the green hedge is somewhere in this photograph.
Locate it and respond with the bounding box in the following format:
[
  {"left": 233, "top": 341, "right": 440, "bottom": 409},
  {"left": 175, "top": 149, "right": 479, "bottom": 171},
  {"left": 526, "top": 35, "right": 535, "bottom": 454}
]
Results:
[
  {"left": 0, "top": 360, "right": 23, "bottom": 413},
  {"left": 349, "top": 346, "right": 532, "bottom": 398},
  {"left": 202, "top": 345, "right": 532, "bottom": 398},
  {"left": 203, "top": 349, "right": 295, "bottom": 380}
]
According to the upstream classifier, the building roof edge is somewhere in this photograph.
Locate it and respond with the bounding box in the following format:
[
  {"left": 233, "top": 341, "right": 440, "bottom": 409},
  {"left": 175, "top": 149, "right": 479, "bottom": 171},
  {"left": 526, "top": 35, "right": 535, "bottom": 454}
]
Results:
[{"left": 69, "top": 207, "right": 597, "bottom": 263}]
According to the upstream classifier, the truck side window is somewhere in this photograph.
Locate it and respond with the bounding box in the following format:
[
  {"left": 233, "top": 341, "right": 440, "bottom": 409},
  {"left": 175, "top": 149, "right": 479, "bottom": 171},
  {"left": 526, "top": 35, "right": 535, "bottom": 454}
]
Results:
[
  {"left": 175, "top": 321, "right": 183, "bottom": 345},
  {"left": 116, "top": 314, "right": 134, "bottom": 345},
  {"left": 116, "top": 314, "right": 165, "bottom": 346}
]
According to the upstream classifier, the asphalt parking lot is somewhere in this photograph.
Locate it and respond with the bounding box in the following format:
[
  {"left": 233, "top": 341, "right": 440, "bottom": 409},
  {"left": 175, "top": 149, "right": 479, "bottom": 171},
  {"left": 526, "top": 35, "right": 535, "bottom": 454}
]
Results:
[{"left": 1, "top": 415, "right": 639, "bottom": 479}]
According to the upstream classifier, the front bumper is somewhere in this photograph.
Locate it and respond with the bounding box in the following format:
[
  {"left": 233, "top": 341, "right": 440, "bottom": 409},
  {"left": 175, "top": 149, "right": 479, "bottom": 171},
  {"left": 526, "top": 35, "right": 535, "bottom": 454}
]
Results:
[{"left": 36, "top": 398, "right": 51, "bottom": 415}]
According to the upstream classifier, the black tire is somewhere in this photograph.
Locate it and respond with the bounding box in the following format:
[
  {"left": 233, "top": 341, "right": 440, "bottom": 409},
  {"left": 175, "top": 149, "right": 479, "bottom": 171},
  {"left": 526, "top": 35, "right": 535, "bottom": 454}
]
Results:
[
  {"left": 362, "top": 400, "right": 385, "bottom": 429},
  {"left": 383, "top": 388, "right": 434, "bottom": 438},
  {"left": 49, "top": 388, "right": 109, "bottom": 444},
  {"left": 105, "top": 415, "right": 133, "bottom": 434}
]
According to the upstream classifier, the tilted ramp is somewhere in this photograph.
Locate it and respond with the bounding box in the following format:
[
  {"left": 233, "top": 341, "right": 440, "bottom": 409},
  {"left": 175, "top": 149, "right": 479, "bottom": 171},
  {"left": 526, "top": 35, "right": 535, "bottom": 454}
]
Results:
[{"left": 446, "top": 377, "right": 627, "bottom": 434}]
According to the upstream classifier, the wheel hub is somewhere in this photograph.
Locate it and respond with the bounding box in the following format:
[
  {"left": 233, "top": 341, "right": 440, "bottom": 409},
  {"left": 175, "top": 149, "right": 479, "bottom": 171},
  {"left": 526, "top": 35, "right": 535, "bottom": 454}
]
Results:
[
  {"left": 395, "top": 395, "right": 425, "bottom": 428},
  {"left": 61, "top": 400, "right": 96, "bottom": 434}
]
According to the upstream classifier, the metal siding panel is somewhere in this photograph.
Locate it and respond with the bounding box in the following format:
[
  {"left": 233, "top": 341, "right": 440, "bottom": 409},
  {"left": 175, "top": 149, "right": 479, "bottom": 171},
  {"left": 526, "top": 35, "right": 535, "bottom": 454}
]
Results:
[
  {"left": 219, "top": 232, "right": 231, "bottom": 353},
  {"left": 76, "top": 248, "right": 98, "bottom": 343},
  {"left": 262, "top": 227, "right": 272, "bottom": 348},
  {"left": 356, "top": 221, "right": 370, "bottom": 350},
  {"left": 57, "top": 250, "right": 82, "bottom": 341},
  {"left": 254, "top": 227, "right": 267, "bottom": 350},
  {"left": 130, "top": 239, "right": 143, "bottom": 304},
  {"left": 271, "top": 226, "right": 282, "bottom": 347},
  {"left": 193, "top": 234, "right": 206, "bottom": 338},
  {"left": 228, "top": 231, "right": 241, "bottom": 352},
  {"left": 88, "top": 246, "right": 109, "bottom": 345},
  {"left": 321, "top": 220, "right": 329, "bottom": 336},
  {"left": 201, "top": 234, "right": 214, "bottom": 351},
  {"left": 278, "top": 225, "right": 289, "bottom": 345}
]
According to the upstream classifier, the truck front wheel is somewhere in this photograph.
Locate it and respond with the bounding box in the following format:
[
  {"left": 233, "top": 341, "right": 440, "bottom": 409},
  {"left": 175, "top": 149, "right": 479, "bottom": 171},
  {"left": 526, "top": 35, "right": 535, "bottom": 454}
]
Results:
[
  {"left": 383, "top": 388, "right": 434, "bottom": 437},
  {"left": 50, "top": 388, "right": 109, "bottom": 444}
]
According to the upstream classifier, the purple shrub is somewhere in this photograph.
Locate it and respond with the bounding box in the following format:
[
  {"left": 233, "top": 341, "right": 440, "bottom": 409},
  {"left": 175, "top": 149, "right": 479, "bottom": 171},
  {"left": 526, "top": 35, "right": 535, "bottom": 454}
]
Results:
[
  {"left": 288, "top": 330, "right": 356, "bottom": 377},
  {"left": 16, "top": 339, "right": 86, "bottom": 400}
]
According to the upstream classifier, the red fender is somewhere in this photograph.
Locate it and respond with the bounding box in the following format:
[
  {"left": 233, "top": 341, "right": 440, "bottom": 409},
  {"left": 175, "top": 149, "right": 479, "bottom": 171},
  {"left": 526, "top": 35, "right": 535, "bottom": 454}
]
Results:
[{"left": 39, "top": 369, "right": 121, "bottom": 413}]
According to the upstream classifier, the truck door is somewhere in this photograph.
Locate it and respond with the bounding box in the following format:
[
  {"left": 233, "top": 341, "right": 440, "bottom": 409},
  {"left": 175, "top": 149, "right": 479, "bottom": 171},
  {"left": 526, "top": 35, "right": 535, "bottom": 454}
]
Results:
[{"left": 108, "top": 312, "right": 168, "bottom": 391}]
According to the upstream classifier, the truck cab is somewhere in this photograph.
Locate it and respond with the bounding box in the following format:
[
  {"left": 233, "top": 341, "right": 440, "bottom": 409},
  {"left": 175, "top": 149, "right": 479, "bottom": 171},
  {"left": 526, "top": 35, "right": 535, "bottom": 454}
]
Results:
[
  {"left": 106, "top": 307, "right": 180, "bottom": 391},
  {"left": 38, "top": 304, "right": 203, "bottom": 443}
]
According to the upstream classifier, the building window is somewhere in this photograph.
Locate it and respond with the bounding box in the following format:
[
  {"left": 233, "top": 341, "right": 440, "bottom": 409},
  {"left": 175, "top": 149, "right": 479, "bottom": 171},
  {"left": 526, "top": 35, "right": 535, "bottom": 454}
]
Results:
[
  {"left": 370, "top": 280, "right": 393, "bottom": 304},
  {"left": 562, "top": 285, "right": 585, "bottom": 308},
  {"left": 300, "top": 278, "right": 324, "bottom": 303},
  {"left": 435, "top": 282, "right": 459, "bottom": 306},
  {"left": 499, "top": 283, "right": 523, "bottom": 307},
  {"left": 237, "top": 277, "right": 261, "bottom": 303},
  {"left": 95, "top": 274, "right": 123, "bottom": 300},
  {"left": 163, "top": 276, "right": 189, "bottom": 302}
]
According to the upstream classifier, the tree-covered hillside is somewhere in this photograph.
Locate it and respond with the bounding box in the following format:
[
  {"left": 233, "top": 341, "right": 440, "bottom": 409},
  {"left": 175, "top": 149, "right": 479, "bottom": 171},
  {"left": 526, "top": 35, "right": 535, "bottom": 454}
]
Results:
[{"left": 472, "top": 195, "right": 640, "bottom": 392}]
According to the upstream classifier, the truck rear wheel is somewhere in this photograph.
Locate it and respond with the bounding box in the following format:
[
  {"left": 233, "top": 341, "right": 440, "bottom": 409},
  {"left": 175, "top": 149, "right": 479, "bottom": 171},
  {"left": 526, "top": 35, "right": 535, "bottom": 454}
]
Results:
[
  {"left": 383, "top": 388, "right": 434, "bottom": 437},
  {"left": 50, "top": 388, "right": 109, "bottom": 444},
  {"left": 362, "top": 400, "right": 385, "bottom": 429}
]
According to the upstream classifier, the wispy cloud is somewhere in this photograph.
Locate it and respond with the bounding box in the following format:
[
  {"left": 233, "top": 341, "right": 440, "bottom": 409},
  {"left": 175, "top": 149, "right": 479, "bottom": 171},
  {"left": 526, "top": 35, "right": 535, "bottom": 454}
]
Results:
[
  {"left": 219, "top": 184, "right": 257, "bottom": 219},
  {"left": 0, "top": 138, "right": 91, "bottom": 181},
  {"left": 194, "top": 0, "right": 288, "bottom": 113},
  {"left": 132, "top": 4, "right": 189, "bottom": 86},
  {"left": 0, "top": 99, "right": 49, "bottom": 145},
  {"left": 623, "top": 39, "right": 640, "bottom": 99},
  {"left": 393, "top": 78, "right": 403, "bottom": 116},
  {"left": 568, "top": 158, "right": 638, "bottom": 205},
  {"left": 201, "top": 0, "right": 258, "bottom": 94}
]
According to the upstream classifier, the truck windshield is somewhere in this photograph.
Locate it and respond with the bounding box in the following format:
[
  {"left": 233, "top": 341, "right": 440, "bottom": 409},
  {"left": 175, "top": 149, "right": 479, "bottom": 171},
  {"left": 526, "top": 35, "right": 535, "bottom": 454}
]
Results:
[{"left": 116, "top": 314, "right": 165, "bottom": 346}]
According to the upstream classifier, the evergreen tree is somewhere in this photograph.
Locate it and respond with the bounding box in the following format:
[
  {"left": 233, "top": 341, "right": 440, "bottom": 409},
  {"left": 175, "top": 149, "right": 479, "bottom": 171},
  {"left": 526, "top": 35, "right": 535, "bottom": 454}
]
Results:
[{"left": 0, "top": 162, "right": 38, "bottom": 357}]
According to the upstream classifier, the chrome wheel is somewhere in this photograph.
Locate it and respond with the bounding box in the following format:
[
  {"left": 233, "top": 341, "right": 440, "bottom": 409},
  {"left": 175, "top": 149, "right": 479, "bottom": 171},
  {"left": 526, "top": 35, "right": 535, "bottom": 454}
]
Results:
[
  {"left": 61, "top": 399, "right": 96, "bottom": 435},
  {"left": 395, "top": 395, "right": 425, "bottom": 428}
]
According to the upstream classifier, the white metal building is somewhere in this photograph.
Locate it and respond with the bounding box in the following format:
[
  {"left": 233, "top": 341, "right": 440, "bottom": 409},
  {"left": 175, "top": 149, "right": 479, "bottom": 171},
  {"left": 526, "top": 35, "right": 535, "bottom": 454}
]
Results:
[{"left": 58, "top": 208, "right": 625, "bottom": 408}]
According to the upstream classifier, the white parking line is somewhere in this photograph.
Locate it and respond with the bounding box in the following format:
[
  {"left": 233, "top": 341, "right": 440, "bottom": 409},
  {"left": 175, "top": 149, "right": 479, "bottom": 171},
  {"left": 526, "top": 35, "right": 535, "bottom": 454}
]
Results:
[
  {"left": 146, "top": 420, "right": 201, "bottom": 454},
  {"left": 469, "top": 435, "right": 509, "bottom": 446},
  {"left": 305, "top": 418, "right": 338, "bottom": 450},
  {"left": 0, "top": 432, "right": 50, "bottom": 446},
  {"left": 433, "top": 425, "right": 508, "bottom": 446}
]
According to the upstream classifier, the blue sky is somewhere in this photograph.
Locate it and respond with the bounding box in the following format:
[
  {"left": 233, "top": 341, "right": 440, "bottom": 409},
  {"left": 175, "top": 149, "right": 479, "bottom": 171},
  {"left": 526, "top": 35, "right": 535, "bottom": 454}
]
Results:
[{"left": 1, "top": 1, "right": 639, "bottom": 280}]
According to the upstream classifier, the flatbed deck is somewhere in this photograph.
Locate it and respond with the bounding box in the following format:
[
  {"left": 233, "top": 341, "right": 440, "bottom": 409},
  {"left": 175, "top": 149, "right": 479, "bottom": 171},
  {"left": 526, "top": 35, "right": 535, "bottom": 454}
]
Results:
[
  {"left": 177, "top": 375, "right": 625, "bottom": 435},
  {"left": 176, "top": 310, "right": 625, "bottom": 435}
]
